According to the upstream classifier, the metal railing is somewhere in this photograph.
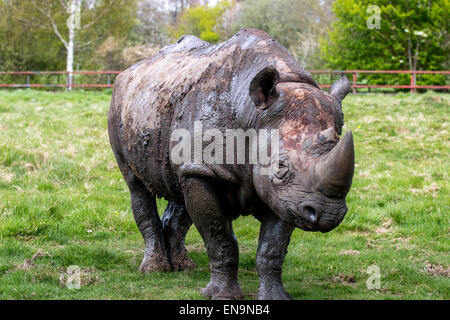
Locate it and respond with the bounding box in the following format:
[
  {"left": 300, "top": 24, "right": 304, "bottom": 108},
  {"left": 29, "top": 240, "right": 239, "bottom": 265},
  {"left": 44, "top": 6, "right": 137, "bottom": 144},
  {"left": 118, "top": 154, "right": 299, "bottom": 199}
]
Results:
[{"left": 0, "top": 70, "right": 449, "bottom": 92}]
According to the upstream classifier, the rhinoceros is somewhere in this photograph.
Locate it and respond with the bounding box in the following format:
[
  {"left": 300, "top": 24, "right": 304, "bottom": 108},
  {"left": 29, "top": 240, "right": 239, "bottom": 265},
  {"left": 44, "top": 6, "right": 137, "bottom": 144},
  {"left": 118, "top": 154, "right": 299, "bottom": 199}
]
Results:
[{"left": 108, "top": 28, "right": 354, "bottom": 300}]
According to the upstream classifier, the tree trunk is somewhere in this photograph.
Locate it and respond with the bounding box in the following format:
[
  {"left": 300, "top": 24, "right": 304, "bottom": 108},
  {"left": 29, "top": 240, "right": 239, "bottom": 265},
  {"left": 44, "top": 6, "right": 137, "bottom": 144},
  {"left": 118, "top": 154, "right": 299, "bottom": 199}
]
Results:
[
  {"left": 407, "top": 37, "right": 413, "bottom": 70},
  {"left": 407, "top": 36, "right": 415, "bottom": 93},
  {"left": 67, "top": 32, "right": 74, "bottom": 91},
  {"left": 413, "top": 37, "right": 420, "bottom": 91},
  {"left": 66, "top": 0, "right": 78, "bottom": 91}
]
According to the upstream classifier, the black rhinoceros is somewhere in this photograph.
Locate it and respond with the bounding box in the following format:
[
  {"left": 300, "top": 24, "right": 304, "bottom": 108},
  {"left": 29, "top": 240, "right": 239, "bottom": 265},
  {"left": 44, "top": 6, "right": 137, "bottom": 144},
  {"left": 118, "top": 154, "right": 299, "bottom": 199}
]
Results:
[{"left": 108, "top": 28, "right": 354, "bottom": 300}]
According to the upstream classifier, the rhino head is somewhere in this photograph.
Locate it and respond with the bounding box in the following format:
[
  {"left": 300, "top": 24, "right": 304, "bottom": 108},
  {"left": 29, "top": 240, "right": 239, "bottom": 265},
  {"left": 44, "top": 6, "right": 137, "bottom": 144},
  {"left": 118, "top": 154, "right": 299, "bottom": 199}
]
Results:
[{"left": 251, "top": 67, "right": 354, "bottom": 233}]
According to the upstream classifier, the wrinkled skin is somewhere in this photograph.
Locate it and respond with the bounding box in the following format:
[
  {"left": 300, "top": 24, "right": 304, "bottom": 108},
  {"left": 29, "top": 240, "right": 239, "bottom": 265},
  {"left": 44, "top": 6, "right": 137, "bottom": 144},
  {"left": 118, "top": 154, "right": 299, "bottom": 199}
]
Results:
[{"left": 108, "top": 29, "right": 354, "bottom": 300}]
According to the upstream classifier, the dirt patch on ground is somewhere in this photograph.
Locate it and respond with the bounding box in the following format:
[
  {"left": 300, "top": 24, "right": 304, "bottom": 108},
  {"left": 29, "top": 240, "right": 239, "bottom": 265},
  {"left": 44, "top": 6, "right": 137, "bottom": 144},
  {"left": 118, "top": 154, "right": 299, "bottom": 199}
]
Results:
[
  {"left": 339, "top": 249, "right": 360, "bottom": 255},
  {"left": 16, "top": 259, "right": 35, "bottom": 271},
  {"left": 375, "top": 219, "right": 393, "bottom": 234},
  {"left": 410, "top": 182, "right": 440, "bottom": 198},
  {"left": 390, "top": 237, "right": 415, "bottom": 250},
  {"left": 424, "top": 262, "right": 449, "bottom": 277},
  {"left": 329, "top": 273, "right": 357, "bottom": 288},
  {"left": 366, "top": 240, "right": 383, "bottom": 250},
  {"left": 346, "top": 231, "right": 370, "bottom": 236},
  {"left": 31, "top": 250, "right": 51, "bottom": 260},
  {"left": 58, "top": 267, "right": 101, "bottom": 287},
  {"left": 13, "top": 249, "right": 51, "bottom": 272}
]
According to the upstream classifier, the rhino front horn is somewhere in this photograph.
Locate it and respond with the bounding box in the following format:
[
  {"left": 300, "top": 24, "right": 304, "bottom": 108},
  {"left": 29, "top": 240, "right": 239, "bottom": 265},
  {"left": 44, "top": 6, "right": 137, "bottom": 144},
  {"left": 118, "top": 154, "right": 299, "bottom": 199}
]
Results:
[{"left": 314, "top": 130, "right": 355, "bottom": 198}]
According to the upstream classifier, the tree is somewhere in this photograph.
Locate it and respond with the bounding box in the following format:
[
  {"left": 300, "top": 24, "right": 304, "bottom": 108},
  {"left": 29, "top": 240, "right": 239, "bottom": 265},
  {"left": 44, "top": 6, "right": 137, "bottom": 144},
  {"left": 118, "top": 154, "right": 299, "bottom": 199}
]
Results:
[
  {"left": 131, "top": 0, "right": 171, "bottom": 47},
  {"left": 170, "top": 1, "right": 231, "bottom": 43},
  {"left": 168, "top": 0, "right": 205, "bottom": 19},
  {"left": 11, "top": 0, "right": 137, "bottom": 89},
  {"left": 0, "top": 1, "right": 67, "bottom": 72},
  {"left": 214, "top": 0, "right": 242, "bottom": 40},
  {"left": 232, "top": 0, "right": 334, "bottom": 68},
  {"left": 321, "top": 0, "right": 449, "bottom": 85}
]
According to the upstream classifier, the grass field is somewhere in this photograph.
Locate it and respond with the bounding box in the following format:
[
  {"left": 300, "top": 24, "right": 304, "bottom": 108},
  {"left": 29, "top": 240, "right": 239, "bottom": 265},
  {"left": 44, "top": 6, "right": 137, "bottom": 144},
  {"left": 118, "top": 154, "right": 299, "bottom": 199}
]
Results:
[{"left": 0, "top": 89, "right": 448, "bottom": 300}]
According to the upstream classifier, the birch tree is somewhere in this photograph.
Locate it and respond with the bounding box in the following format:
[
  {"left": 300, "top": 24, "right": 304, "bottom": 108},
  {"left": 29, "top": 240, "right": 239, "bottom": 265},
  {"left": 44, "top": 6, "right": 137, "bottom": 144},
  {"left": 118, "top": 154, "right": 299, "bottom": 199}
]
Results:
[{"left": 14, "top": 0, "right": 123, "bottom": 89}]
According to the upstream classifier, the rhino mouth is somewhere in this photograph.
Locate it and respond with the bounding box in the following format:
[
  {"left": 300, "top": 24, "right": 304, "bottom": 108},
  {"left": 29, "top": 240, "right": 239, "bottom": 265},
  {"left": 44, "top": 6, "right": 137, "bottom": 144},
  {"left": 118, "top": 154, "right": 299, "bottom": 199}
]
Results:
[{"left": 289, "top": 201, "right": 348, "bottom": 232}]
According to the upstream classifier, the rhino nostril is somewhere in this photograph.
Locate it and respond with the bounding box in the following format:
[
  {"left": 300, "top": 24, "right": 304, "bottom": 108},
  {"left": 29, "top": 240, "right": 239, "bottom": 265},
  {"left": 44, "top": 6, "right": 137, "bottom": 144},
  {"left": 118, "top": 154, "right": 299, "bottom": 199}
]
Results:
[{"left": 303, "top": 205, "right": 319, "bottom": 224}]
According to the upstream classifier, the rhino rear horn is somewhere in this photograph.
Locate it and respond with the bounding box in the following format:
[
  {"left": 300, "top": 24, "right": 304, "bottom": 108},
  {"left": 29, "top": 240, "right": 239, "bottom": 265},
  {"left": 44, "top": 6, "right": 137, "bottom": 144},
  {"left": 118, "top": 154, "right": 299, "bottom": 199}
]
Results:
[
  {"left": 314, "top": 130, "right": 355, "bottom": 198},
  {"left": 249, "top": 66, "right": 280, "bottom": 110},
  {"left": 329, "top": 76, "right": 351, "bottom": 103}
]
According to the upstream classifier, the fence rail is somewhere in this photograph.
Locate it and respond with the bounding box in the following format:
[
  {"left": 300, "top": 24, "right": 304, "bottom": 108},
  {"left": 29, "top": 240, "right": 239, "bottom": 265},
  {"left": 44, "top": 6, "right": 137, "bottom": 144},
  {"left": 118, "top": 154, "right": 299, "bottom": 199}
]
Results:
[
  {"left": 0, "top": 70, "right": 449, "bottom": 92},
  {"left": 308, "top": 70, "right": 450, "bottom": 93}
]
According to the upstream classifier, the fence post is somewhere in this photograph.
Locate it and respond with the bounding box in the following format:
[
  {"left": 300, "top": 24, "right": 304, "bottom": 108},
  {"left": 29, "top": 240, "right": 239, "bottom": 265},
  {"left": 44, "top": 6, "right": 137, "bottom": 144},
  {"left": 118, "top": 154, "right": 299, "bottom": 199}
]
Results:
[
  {"left": 352, "top": 72, "right": 357, "bottom": 94},
  {"left": 26, "top": 75, "right": 30, "bottom": 88},
  {"left": 107, "top": 74, "right": 111, "bottom": 86},
  {"left": 410, "top": 72, "right": 415, "bottom": 93}
]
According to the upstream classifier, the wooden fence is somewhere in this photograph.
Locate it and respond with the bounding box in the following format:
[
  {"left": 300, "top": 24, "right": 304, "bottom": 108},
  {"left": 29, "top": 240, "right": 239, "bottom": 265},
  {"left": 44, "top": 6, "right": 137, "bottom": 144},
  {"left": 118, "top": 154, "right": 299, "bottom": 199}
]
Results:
[{"left": 0, "top": 70, "right": 449, "bottom": 93}]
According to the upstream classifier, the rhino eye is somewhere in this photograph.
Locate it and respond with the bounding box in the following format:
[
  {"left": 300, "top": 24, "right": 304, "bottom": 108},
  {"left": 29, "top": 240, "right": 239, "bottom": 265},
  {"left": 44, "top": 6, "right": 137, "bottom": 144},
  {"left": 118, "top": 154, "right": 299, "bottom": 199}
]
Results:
[
  {"left": 278, "top": 153, "right": 288, "bottom": 167},
  {"left": 274, "top": 167, "right": 288, "bottom": 179},
  {"left": 271, "top": 155, "right": 292, "bottom": 185}
]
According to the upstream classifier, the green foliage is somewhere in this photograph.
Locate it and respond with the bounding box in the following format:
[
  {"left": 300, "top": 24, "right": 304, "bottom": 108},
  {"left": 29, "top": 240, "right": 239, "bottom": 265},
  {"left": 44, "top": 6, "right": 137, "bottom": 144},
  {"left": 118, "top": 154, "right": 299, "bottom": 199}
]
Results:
[
  {"left": 234, "top": 0, "right": 303, "bottom": 48},
  {"left": 1, "top": 0, "right": 448, "bottom": 75},
  {"left": 0, "top": 0, "right": 138, "bottom": 72},
  {"left": 129, "top": 0, "right": 171, "bottom": 47},
  {"left": 0, "top": 1, "right": 66, "bottom": 71},
  {"left": 171, "top": 1, "right": 231, "bottom": 43},
  {"left": 322, "top": 0, "right": 449, "bottom": 85},
  {"left": 0, "top": 90, "right": 449, "bottom": 299},
  {"left": 233, "top": 0, "right": 334, "bottom": 68}
]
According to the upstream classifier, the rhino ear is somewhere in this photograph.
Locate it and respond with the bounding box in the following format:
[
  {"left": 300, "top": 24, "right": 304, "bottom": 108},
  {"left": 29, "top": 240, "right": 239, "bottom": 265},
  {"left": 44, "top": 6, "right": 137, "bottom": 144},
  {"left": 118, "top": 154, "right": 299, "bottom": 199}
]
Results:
[
  {"left": 249, "top": 66, "right": 280, "bottom": 110},
  {"left": 329, "top": 76, "right": 351, "bottom": 104}
]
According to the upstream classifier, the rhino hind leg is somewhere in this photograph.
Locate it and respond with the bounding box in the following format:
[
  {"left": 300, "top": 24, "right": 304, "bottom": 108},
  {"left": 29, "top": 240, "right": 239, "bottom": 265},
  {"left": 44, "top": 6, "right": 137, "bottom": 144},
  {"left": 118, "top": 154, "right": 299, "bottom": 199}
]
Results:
[
  {"left": 256, "top": 214, "right": 295, "bottom": 300},
  {"left": 108, "top": 116, "right": 170, "bottom": 272},
  {"left": 161, "top": 202, "right": 196, "bottom": 271},
  {"left": 183, "top": 178, "right": 244, "bottom": 300},
  {"left": 126, "top": 174, "right": 172, "bottom": 273}
]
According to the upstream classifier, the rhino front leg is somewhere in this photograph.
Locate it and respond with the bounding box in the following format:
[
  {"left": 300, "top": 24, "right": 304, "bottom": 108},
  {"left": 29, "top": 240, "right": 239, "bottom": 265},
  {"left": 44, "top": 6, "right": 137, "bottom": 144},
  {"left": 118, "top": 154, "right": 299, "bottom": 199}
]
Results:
[
  {"left": 256, "top": 213, "right": 295, "bottom": 300},
  {"left": 127, "top": 174, "right": 171, "bottom": 273},
  {"left": 182, "top": 178, "right": 244, "bottom": 300},
  {"left": 161, "top": 202, "right": 196, "bottom": 271}
]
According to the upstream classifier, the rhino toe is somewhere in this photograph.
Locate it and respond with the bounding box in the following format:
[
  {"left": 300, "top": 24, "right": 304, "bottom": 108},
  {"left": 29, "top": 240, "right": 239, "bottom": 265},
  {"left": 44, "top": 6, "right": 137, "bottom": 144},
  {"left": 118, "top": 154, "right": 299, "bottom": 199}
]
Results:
[
  {"left": 257, "top": 284, "right": 293, "bottom": 300},
  {"left": 169, "top": 251, "right": 197, "bottom": 271},
  {"left": 138, "top": 252, "right": 172, "bottom": 273},
  {"left": 202, "top": 280, "right": 244, "bottom": 300}
]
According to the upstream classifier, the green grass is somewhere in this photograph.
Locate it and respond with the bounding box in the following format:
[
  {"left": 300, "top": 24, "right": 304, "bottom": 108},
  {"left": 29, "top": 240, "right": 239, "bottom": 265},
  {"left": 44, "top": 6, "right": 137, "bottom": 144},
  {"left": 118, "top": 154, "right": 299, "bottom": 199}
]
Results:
[{"left": 0, "top": 89, "right": 448, "bottom": 300}]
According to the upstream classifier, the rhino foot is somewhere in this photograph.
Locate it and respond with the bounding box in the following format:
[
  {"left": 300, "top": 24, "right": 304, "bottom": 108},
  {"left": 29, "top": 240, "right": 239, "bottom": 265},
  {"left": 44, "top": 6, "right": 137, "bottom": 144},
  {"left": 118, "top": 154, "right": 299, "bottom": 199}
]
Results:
[
  {"left": 161, "top": 201, "right": 195, "bottom": 271},
  {"left": 202, "top": 280, "right": 244, "bottom": 300},
  {"left": 257, "top": 284, "right": 293, "bottom": 300},
  {"left": 138, "top": 252, "right": 172, "bottom": 273},
  {"left": 169, "top": 249, "right": 197, "bottom": 271}
]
